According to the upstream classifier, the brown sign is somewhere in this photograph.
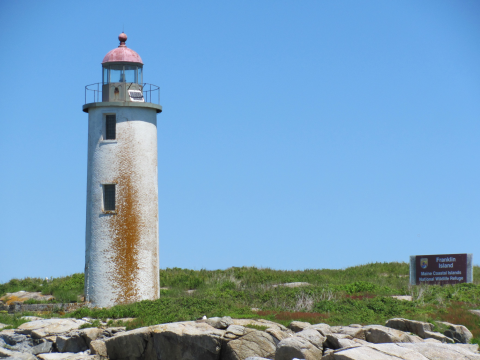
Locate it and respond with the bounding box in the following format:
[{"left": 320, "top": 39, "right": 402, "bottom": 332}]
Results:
[{"left": 415, "top": 254, "right": 467, "bottom": 285}]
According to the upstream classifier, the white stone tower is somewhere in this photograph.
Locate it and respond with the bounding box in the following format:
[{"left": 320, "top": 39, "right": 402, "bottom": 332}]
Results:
[{"left": 83, "top": 33, "right": 162, "bottom": 307}]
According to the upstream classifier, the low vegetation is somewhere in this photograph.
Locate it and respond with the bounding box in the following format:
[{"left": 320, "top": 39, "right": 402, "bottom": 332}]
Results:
[
  {"left": 2, "top": 263, "right": 480, "bottom": 344},
  {"left": 0, "top": 273, "right": 84, "bottom": 303}
]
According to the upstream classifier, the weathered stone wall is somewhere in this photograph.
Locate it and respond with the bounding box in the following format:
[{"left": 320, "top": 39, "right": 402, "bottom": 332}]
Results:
[{"left": 0, "top": 301, "right": 83, "bottom": 314}]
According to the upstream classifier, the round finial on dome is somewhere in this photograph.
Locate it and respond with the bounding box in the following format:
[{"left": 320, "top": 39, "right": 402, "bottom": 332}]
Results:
[{"left": 118, "top": 32, "right": 127, "bottom": 46}]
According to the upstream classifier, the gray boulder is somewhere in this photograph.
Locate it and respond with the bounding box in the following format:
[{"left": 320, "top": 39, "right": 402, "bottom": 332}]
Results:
[
  {"left": 30, "top": 339, "right": 54, "bottom": 355},
  {"left": 325, "top": 333, "right": 367, "bottom": 350},
  {"left": 153, "top": 321, "right": 224, "bottom": 360},
  {"left": 224, "top": 325, "right": 249, "bottom": 339},
  {"left": 423, "top": 330, "right": 454, "bottom": 344},
  {"left": 104, "top": 326, "right": 153, "bottom": 360},
  {"left": 205, "top": 316, "right": 233, "bottom": 329},
  {"left": 0, "top": 350, "right": 38, "bottom": 360},
  {"left": 330, "top": 325, "right": 365, "bottom": 340},
  {"left": 0, "top": 329, "right": 34, "bottom": 353},
  {"left": 80, "top": 328, "right": 103, "bottom": 346},
  {"left": 398, "top": 342, "right": 480, "bottom": 359},
  {"left": 15, "top": 319, "right": 87, "bottom": 339},
  {"left": 275, "top": 336, "right": 323, "bottom": 360},
  {"left": 323, "top": 342, "right": 480, "bottom": 359},
  {"left": 295, "top": 328, "right": 325, "bottom": 350},
  {"left": 0, "top": 329, "right": 28, "bottom": 345},
  {"left": 385, "top": 318, "right": 434, "bottom": 339},
  {"left": 437, "top": 321, "right": 473, "bottom": 344},
  {"left": 309, "top": 323, "right": 332, "bottom": 337},
  {"left": 89, "top": 339, "right": 107, "bottom": 356},
  {"left": 222, "top": 330, "right": 276, "bottom": 360},
  {"left": 38, "top": 354, "right": 101, "bottom": 360},
  {"left": 265, "top": 327, "right": 291, "bottom": 343},
  {"left": 323, "top": 343, "right": 428, "bottom": 360},
  {"left": 288, "top": 321, "right": 311, "bottom": 333},
  {"left": 57, "top": 333, "right": 88, "bottom": 353},
  {"left": 364, "top": 325, "right": 423, "bottom": 344}
]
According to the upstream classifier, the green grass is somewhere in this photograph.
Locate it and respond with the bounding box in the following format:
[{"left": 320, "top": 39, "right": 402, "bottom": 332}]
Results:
[
  {"left": 0, "top": 312, "right": 30, "bottom": 330},
  {"left": 0, "top": 273, "right": 84, "bottom": 303},
  {"left": 2, "top": 262, "right": 480, "bottom": 343},
  {"left": 246, "top": 324, "right": 269, "bottom": 331},
  {"left": 79, "top": 319, "right": 102, "bottom": 329}
]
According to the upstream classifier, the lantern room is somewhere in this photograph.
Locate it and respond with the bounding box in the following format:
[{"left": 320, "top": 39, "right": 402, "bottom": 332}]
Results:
[
  {"left": 102, "top": 64, "right": 143, "bottom": 84},
  {"left": 84, "top": 32, "right": 161, "bottom": 110},
  {"left": 101, "top": 32, "right": 145, "bottom": 102}
]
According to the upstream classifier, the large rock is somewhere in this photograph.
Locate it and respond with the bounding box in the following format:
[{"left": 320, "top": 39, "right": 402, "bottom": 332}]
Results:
[
  {"left": 89, "top": 340, "right": 108, "bottom": 357},
  {"left": 0, "top": 329, "right": 34, "bottom": 353},
  {"left": 57, "top": 334, "right": 88, "bottom": 353},
  {"left": 15, "top": 319, "right": 87, "bottom": 338},
  {"left": 38, "top": 354, "right": 101, "bottom": 360},
  {"left": 0, "top": 347, "right": 38, "bottom": 360},
  {"left": 364, "top": 325, "right": 422, "bottom": 344},
  {"left": 437, "top": 321, "right": 473, "bottom": 344},
  {"left": 288, "top": 321, "right": 311, "bottom": 333},
  {"left": 331, "top": 325, "right": 365, "bottom": 340},
  {"left": 275, "top": 336, "right": 323, "bottom": 360},
  {"left": 80, "top": 328, "right": 103, "bottom": 346},
  {"left": 385, "top": 318, "right": 434, "bottom": 339},
  {"left": 265, "top": 327, "right": 291, "bottom": 343},
  {"left": 222, "top": 330, "right": 276, "bottom": 360},
  {"left": 0, "top": 329, "right": 28, "bottom": 345},
  {"left": 325, "top": 333, "right": 367, "bottom": 350},
  {"left": 30, "top": 339, "right": 54, "bottom": 355},
  {"left": 295, "top": 328, "right": 325, "bottom": 350},
  {"left": 398, "top": 342, "right": 480, "bottom": 359},
  {"left": 104, "top": 326, "right": 153, "bottom": 360},
  {"left": 470, "top": 310, "right": 480, "bottom": 317},
  {"left": 153, "top": 321, "right": 224, "bottom": 360},
  {"left": 309, "top": 323, "right": 332, "bottom": 336},
  {"left": 423, "top": 330, "right": 454, "bottom": 344},
  {"left": 324, "top": 342, "right": 480, "bottom": 359},
  {"left": 205, "top": 316, "right": 233, "bottom": 329},
  {"left": 323, "top": 343, "right": 429, "bottom": 360},
  {"left": 225, "top": 325, "right": 250, "bottom": 339}
]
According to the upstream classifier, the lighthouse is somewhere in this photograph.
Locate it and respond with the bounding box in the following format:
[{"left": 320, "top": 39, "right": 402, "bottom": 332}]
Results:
[{"left": 83, "top": 33, "right": 161, "bottom": 307}]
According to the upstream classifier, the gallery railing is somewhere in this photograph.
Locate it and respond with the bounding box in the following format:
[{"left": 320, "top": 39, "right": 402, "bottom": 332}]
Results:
[{"left": 84, "top": 83, "right": 160, "bottom": 105}]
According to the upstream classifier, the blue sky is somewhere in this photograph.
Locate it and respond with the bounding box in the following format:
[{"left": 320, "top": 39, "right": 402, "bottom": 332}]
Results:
[{"left": 1, "top": 1, "right": 479, "bottom": 283}]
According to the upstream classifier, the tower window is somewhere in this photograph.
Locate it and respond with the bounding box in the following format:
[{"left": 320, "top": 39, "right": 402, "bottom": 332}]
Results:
[
  {"left": 103, "top": 184, "right": 116, "bottom": 211},
  {"left": 106, "top": 115, "right": 116, "bottom": 140}
]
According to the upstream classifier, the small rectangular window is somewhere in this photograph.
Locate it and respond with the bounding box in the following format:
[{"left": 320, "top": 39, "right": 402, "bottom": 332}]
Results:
[
  {"left": 106, "top": 115, "right": 116, "bottom": 140},
  {"left": 103, "top": 184, "right": 116, "bottom": 211}
]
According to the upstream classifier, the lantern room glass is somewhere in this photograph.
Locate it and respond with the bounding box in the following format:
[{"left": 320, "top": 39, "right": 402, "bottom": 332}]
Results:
[
  {"left": 102, "top": 65, "right": 143, "bottom": 84},
  {"left": 124, "top": 66, "right": 136, "bottom": 83}
]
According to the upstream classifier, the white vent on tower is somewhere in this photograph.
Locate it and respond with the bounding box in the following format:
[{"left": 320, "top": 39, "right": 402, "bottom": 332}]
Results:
[{"left": 128, "top": 90, "right": 144, "bottom": 102}]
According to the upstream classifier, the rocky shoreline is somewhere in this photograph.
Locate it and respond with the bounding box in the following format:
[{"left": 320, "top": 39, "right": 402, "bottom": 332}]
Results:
[{"left": 0, "top": 316, "right": 479, "bottom": 359}]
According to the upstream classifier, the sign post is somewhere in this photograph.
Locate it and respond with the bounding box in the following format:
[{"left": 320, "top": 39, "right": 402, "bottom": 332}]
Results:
[{"left": 410, "top": 254, "right": 473, "bottom": 285}]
